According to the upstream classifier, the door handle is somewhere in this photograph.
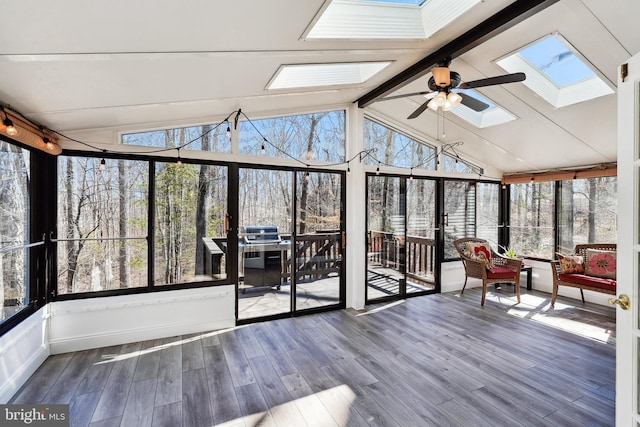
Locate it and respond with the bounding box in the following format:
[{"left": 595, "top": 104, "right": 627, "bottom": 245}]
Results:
[{"left": 608, "top": 294, "right": 630, "bottom": 310}]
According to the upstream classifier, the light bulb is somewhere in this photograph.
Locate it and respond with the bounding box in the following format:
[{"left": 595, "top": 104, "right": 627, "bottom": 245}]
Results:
[
  {"left": 177, "top": 159, "right": 182, "bottom": 166},
  {"left": 305, "top": 171, "right": 310, "bottom": 181},
  {"left": 226, "top": 125, "right": 231, "bottom": 138},
  {"left": 99, "top": 158, "right": 106, "bottom": 171},
  {"left": 261, "top": 144, "right": 266, "bottom": 155},
  {"left": 44, "top": 137, "right": 55, "bottom": 150},
  {"left": 3, "top": 118, "right": 17, "bottom": 136},
  {"left": 347, "top": 166, "right": 351, "bottom": 175}
]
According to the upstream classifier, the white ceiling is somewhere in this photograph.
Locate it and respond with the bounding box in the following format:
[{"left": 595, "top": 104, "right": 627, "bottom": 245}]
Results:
[{"left": 0, "top": 0, "right": 636, "bottom": 174}]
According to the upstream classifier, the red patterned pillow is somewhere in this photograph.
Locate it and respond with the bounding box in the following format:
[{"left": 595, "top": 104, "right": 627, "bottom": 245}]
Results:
[
  {"left": 555, "top": 252, "right": 584, "bottom": 274},
  {"left": 464, "top": 241, "right": 494, "bottom": 272},
  {"left": 585, "top": 249, "right": 616, "bottom": 279}
]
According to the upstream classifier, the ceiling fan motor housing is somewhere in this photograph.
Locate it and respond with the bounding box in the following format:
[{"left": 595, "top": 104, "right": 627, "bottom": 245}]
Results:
[{"left": 428, "top": 71, "right": 461, "bottom": 91}]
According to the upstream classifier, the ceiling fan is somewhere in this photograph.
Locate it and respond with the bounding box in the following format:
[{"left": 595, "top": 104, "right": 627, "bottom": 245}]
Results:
[{"left": 380, "top": 58, "right": 526, "bottom": 120}]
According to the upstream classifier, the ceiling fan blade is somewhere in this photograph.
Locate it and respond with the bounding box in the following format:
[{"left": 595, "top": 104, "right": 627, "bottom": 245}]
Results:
[
  {"left": 459, "top": 93, "right": 490, "bottom": 112},
  {"left": 458, "top": 72, "right": 526, "bottom": 89},
  {"left": 407, "top": 100, "right": 431, "bottom": 119},
  {"left": 379, "top": 91, "right": 432, "bottom": 102}
]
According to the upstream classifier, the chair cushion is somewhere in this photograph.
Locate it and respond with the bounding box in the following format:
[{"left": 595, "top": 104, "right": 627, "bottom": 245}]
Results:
[
  {"left": 558, "top": 273, "right": 616, "bottom": 292},
  {"left": 584, "top": 249, "right": 616, "bottom": 279},
  {"left": 556, "top": 252, "right": 584, "bottom": 274},
  {"left": 486, "top": 266, "right": 517, "bottom": 279},
  {"left": 464, "top": 241, "right": 494, "bottom": 272}
]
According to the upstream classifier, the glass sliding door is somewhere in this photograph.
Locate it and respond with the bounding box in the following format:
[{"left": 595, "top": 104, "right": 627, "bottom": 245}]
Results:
[
  {"left": 237, "top": 168, "right": 293, "bottom": 320},
  {"left": 236, "top": 167, "right": 345, "bottom": 322},
  {"left": 366, "top": 175, "right": 438, "bottom": 302},
  {"left": 367, "top": 175, "right": 404, "bottom": 300},
  {"left": 406, "top": 178, "right": 438, "bottom": 294},
  {"left": 294, "top": 171, "right": 343, "bottom": 311}
]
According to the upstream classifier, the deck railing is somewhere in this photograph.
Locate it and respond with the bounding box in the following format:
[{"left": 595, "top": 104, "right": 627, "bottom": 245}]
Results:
[{"left": 368, "top": 231, "right": 435, "bottom": 281}]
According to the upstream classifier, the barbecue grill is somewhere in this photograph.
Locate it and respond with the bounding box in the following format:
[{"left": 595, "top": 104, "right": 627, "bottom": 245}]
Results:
[{"left": 240, "top": 225, "right": 289, "bottom": 292}]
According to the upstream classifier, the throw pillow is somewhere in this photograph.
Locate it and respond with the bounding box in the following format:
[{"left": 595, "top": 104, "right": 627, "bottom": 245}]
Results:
[
  {"left": 464, "top": 241, "right": 494, "bottom": 272},
  {"left": 584, "top": 249, "right": 617, "bottom": 279},
  {"left": 555, "top": 252, "right": 584, "bottom": 274}
]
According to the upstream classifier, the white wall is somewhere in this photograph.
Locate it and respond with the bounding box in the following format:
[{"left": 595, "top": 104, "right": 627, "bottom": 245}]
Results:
[
  {"left": 0, "top": 285, "right": 235, "bottom": 402},
  {"left": 0, "top": 307, "right": 49, "bottom": 403},
  {"left": 48, "top": 286, "right": 235, "bottom": 354}
]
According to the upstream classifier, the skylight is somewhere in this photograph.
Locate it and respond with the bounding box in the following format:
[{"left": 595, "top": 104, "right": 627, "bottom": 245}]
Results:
[
  {"left": 305, "top": 0, "right": 479, "bottom": 40},
  {"left": 357, "top": 0, "right": 427, "bottom": 5},
  {"left": 496, "top": 34, "right": 614, "bottom": 108},
  {"left": 267, "top": 62, "right": 392, "bottom": 90},
  {"left": 450, "top": 90, "right": 517, "bottom": 128}
]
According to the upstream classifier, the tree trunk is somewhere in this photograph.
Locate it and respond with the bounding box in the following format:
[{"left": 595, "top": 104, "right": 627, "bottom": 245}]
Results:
[
  {"left": 118, "top": 159, "right": 130, "bottom": 288},
  {"left": 65, "top": 158, "right": 78, "bottom": 293},
  {"left": 588, "top": 179, "right": 597, "bottom": 242},
  {"left": 299, "top": 116, "right": 319, "bottom": 234},
  {"left": 195, "top": 125, "right": 213, "bottom": 274}
]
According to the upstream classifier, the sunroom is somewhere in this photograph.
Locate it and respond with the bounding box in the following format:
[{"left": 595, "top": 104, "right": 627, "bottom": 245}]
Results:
[{"left": 0, "top": 0, "right": 637, "bottom": 425}]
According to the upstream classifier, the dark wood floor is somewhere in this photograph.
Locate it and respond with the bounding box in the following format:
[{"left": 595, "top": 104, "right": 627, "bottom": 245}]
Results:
[{"left": 10, "top": 288, "right": 615, "bottom": 427}]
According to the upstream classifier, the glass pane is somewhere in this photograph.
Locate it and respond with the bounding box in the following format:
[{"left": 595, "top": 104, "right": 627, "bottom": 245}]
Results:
[
  {"left": 406, "top": 178, "right": 436, "bottom": 293},
  {"left": 444, "top": 181, "right": 476, "bottom": 259},
  {"left": 122, "top": 124, "right": 231, "bottom": 153},
  {"left": 238, "top": 169, "right": 292, "bottom": 320},
  {"left": 154, "top": 163, "right": 228, "bottom": 285},
  {"left": 476, "top": 183, "right": 500, "bottom": 245},
  {"left": 367, "top": 176, "right": 404, "bottom": 300},
  {"left": 558, "top": 177, "right": 617, "bottom": 253},
  {"left": 364, "top": 119, "right": 437, "bottom": 170},
  {"left": 0, "top": 142, "right": 30, "bottom": 320},
  {"left": 57, "top": 157, "right": 149, "bottom": 294},
  {"left": 509, "top": 181, "right": 555, "bottom": 258},
  {"left": 442, "top": 155, "right": 475, "bottom": 173},
  {"left": 238, "top": 111, "right": 345, "bottom": 161},
  {"left": 295, "top": 171, "right": 343, "bottom": 310}
]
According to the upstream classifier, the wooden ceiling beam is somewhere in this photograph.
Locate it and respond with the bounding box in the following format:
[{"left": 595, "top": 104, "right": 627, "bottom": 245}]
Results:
[
  {"left": 502, "top": 164, "right": 617, "bottom": 184},
  {"left": 356, "top": 0, "right": 560, "bottom": 108}
]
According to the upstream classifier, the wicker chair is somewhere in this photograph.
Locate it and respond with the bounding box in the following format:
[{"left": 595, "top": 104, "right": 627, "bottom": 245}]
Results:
[{"left": 453, "top": 237, "right": 523, "bottom": 306}]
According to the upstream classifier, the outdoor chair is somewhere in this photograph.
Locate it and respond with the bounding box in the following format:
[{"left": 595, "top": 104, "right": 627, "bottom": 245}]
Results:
[{"left": 453, "top": 237, "right": 522, "bottom": 306}]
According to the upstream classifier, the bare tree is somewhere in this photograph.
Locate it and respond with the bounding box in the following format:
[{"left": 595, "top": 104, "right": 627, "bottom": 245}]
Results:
[{"left": 195, "top": 125, "right": 213, "bottom": 274}]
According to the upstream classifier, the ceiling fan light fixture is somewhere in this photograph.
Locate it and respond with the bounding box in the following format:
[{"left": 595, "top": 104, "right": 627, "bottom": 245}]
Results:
[
  {"left": 432, "top": 67, "right": 450, "bottom": 87},
  {"left": 443, "top": 92, "right": 463, "bottom": 111},
  {"left": 428, "top": 91, "right": 448, "bottom": 110}
]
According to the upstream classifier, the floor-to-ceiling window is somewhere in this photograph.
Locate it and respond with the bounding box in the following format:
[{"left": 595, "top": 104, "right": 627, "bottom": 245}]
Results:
[{"left": 0, "top": 140, "right": 32, "bottom": 324}]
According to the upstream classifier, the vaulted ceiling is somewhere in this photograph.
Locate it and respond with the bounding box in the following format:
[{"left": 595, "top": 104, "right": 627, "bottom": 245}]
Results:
[{"left": 0, "top": 0, "right": 636, "bottom": 175}]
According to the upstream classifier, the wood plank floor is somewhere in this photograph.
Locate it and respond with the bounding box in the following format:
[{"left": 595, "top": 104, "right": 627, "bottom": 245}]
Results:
[{"left": 10, "top": 288, "right": 615, "bottom": 427}]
